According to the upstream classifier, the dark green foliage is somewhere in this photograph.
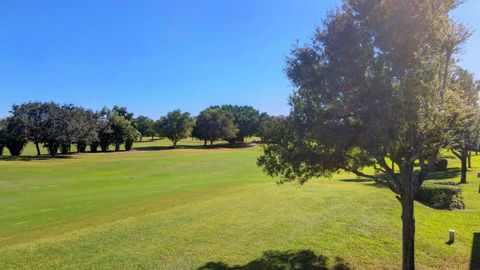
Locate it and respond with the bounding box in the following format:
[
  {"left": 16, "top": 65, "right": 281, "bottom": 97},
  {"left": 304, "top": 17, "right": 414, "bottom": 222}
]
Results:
[
  {"left": 134, "top": 116, "right": 155, "bottom": 141},
  {"left": 192, "top": 108, "right": 238, "bottom": 146},
  {"left": 416, "top": 183, "right": 465, "bottom": 210},
  {"left": 3, "top": 114, "right": 28, "bottom": 156},
  {"left": 90, "top": 142, "right": 99, "bottom": 153},
  {"left": 112, "top": 106, "right": 134, "bottom": 121},
  {"left": 157, "top": 109, "right": 194, "bottom": 148},
  {"left": 99, "top": 107, "right": 139, "bottom": 152},
  {"left": 60, "top": 144, "right": 71, "bottom": 155},
  {"left": 217, "top": 105, "right": 260, "bottom": 144},
  {"left": 0, "top": 119, "right": 6, "bottom": 156},
  {"left": 434, "top": 159, "right": 448, "bottom": 172}
]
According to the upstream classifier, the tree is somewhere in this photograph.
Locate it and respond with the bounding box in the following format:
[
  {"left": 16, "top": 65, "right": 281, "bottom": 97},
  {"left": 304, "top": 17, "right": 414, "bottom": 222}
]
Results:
[
  {"left": 134, "top": 116, "right": 155, "bottom": 141},
  {"left": 257, "top": 1, "right": 468, "bottom": 269},
  {"left": 10, "top": 102, "right": 52, "bottom": 155},
  {"left": 445, "top": 69, "right": 480, "bottom": 184},
  {"left": 70, "top": 107, "right": 100, "bottom": 153},
  {"left": 109, "top": 113, "right": 133, "bottom": 151},
  {"left": 218, "top": 105, "right": 260, "bottom": 144},
  {"left": 157, "top": 109, "right": 194, "bottom": 148},
  {"left": 3, "top": 115, "right": 28, "bottom": 156},
  {"left": 0, "top": 118, "right": 6, "bottom": 156},
  {"left": 192, "top": 108, "right": 238, "bottom": 146},
  {"left": 97, "top": 111, "right": 113, "bottom": 152},
  {"left": 124, "top": 125, "right": 141, "bottom": 151},
  {"left": 257, "top": 112, "right": 273, "bottom": 140},
  {"left": 112, "top": 105, "right": 134, "bottom": 121}
]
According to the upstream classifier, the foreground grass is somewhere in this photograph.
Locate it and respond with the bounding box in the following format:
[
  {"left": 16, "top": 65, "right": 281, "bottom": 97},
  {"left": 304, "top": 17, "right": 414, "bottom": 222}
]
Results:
[{"left": 0, "top": 140, "right": 479, "bottom": 269}]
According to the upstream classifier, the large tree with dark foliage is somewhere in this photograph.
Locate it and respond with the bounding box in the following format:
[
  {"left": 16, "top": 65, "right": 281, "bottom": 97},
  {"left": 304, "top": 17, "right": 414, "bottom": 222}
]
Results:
[
  {"left": 70, "top": 107, "right": 100, "bottom": 153},
  {"left": 3, "top": 114, "right": 28, "bottom": 156},
  {"left": 217, "top": 105, "right": 260, "bottom": 144},
  {"left": 134, "top": 115, "right": 155, "bottom": 141},
  {"left": 257, "top": 1, "right": 469, "bottom": 269},
  {"left": 0, "top": 118, "right": 6, "bottom": 156},
  {"left": 157, "top": 109, "right": 194, "bottom": 148},
  {"left": 192, "top": 108, "right": 238, "bottom": 146},
  {"left": 10, "top": 102, "right": 52, "bottom": 155}
]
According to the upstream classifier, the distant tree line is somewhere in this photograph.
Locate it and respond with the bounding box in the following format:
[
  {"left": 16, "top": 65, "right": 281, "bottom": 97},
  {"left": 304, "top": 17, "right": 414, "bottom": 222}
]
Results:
[{"left": 0, "top": 102, "right": 274, "bottom": 156}]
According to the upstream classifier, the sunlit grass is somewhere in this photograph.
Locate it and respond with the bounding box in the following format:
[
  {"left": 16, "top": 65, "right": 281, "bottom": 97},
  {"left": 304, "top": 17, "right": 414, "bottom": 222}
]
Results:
[{"left": 0, "top": 139, "right": 478, "bottom": 269}]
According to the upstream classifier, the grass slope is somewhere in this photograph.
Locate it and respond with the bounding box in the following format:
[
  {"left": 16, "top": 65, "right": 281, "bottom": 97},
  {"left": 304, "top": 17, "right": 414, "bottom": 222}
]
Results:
[{"left": 0, "top": 139, "right": 479, "bottom": 269}]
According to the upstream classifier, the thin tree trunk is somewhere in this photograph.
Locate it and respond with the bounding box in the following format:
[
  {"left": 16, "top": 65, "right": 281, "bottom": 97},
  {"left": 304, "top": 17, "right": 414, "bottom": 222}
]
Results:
[
  {"left": 115, "top": 143, "right": 120, "bottom": 152},
  {"left": 468, "top": 151, "right": 472, "bottom": 168},
  {"left": 35, "top": 141, "right": 41, "bottom": 156},
  {"left": 401, "top": 191, "right": 415, "bottom": 270},
  {"left": 173, "top": 140, "right": 177, "bottom": 148},
  {"left": 399, "top": 165, "right": 415, "bottom": 270},
  {"left": 460, "top": 151, "right": 468, "bottom": 184},
  {"left": 399, "top": 166, "right": 415, "bottom": 270}
]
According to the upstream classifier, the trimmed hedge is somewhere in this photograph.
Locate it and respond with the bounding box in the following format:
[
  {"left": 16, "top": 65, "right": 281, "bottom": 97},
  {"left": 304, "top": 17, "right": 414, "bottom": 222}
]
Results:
[{"left": 416, "top": 183, "right": 464, "bottom": 210}]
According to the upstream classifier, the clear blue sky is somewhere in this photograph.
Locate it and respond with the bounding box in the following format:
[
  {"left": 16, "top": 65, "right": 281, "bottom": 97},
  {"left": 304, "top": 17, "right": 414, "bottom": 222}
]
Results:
[{"left": 1, "top": 0, "right": 479, "bottom": 119}]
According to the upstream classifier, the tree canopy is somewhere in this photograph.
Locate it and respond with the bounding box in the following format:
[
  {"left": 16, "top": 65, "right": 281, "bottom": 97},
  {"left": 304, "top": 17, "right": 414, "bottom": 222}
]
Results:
[
  {"left": 192, "top": 108, "right": 238, "bottom": 146},
  {"left": 258, "top": 1, "right": 470, "bottom": 269},
  {"left": 157, "top": 109, "right": 194, "bottom": 148}
]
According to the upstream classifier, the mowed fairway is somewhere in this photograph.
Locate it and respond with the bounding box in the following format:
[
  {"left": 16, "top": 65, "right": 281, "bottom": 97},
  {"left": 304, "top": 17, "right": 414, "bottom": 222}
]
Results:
[{"left": 0, "top": 139, "right": 479, "bottom": 269}]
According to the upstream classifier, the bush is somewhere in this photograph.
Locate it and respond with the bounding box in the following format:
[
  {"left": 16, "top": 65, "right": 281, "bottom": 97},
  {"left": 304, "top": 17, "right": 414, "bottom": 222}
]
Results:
[
  {"left": 125, "top": 140, "right": 134, "bottom": 151},
  {"left": 6, "top": 139, "right": 26, "bottom": 156},
  {"left": 433, "top": 158, "right": 448, "bottom": 171},
  {"left": 416, "top": 183, "right": 464, "bottom": 210}
]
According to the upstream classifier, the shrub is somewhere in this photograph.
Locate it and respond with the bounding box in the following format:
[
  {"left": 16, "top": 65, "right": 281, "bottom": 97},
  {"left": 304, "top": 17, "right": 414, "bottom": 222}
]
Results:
[
  {"left": 433, "top": 158, "right": 448, "bottom": 171},
  {"left": 416, "top": 183, "right": 464, "bottom": 210},
  {"left": 6, "top": 139, "right": 26, "bottom": 156}
]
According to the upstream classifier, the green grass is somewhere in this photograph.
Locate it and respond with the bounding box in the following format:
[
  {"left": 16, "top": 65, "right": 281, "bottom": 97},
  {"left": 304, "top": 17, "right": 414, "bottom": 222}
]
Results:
[{"left": 0, "top": 139, "right": 479, "bottom": 269}]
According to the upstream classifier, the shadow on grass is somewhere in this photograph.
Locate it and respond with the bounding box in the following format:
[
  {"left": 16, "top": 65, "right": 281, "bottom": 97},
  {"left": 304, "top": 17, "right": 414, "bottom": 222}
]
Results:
[
  {"left": 134, "top": 142, "right": 256, "bottom": 151},
  {"left": 340, "top": 178, "right": 372, "bottom": 183},
  {"left": 0, "top": 155, "right": 74, "bottom": 161},
  {"left": 197, "top": 250, "right": 351, "bottom": 270},
  {"left": 471, "top": 233, "right": 480, "bottom": 270},
  {"left": 423, "top": 168, "right": 460, "bottom": 181}
]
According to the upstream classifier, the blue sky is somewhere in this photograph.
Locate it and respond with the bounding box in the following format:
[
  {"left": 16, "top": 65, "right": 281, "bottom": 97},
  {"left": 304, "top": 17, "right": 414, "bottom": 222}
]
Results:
[{"left": 1, "top": 0, "right": 479, "bottom": 118}]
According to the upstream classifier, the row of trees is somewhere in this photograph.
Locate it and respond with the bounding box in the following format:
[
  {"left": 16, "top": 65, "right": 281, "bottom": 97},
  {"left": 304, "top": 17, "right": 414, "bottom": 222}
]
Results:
[
  {"left": 140, "top": 105, "right": 270, "bottom": 148},
  {"left": 256, "top": 1, "right": 479, "bottom": 269},
  {"left": 0, "top": 103, "right": 140, "bottom": 156},
  {"left": 0, "top": 103, "right": 271, "bottom": 156}
]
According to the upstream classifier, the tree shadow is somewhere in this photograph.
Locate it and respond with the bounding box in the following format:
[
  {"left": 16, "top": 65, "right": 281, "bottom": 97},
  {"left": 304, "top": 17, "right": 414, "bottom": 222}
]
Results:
[
  {"left": 423, "top": 168, "right": 460, "bottom": 181},
  {"left": 0, "top": 155, "right": 74, "bottom": 161},
  {"left": 471, "top": 233, "right": 480, "bottom": 270},
  {"left": 134, "top": 142, "right": 256, "bottom": 151},
  {"left": 340, "top": 178, "right": 372, "bottom": 183},
  {"left": 197, "top": 250, "right": 352, "bottom": 270}
]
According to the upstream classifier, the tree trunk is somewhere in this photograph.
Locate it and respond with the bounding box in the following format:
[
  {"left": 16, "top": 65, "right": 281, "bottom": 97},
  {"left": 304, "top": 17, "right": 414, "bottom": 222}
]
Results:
[
  {"left": 204, "top": 139, "right": 207, "bottom": 147},
  {"left": 173, "top": 140, "right": 177, "bottom": 148},
  {"left": 399, "top": 165, "right": 415, "bottom": 270},
  {"left": 140, "top": 136, "right": 143, "bottom": 142},
  {"left": 401, "top": 191, "right": 415, "bottom": 270},
  {"left": 115, "top": 143, "right": 120, "bottom": 152},
  {"left": 34, "top": 141, "right": 41, "bottom": 156},
  {"left": 460, "top": 151, "right": 468, "bottom": 184},
  {"left": 468, "top": 151, "right": 472, "bottom": 168}
]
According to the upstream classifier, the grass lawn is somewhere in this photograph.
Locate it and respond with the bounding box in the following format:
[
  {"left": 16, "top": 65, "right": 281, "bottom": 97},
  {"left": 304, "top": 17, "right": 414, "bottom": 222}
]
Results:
[{"left": 0, "top": 139, "right": 479, "bottom": 269}]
